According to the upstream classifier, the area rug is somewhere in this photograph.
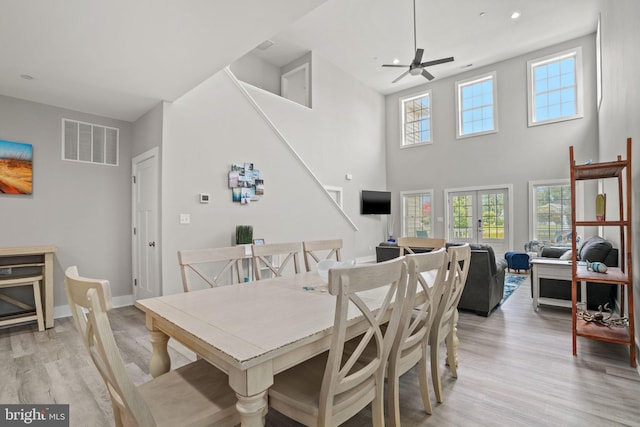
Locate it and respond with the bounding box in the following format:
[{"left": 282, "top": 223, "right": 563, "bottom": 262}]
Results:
[{"left": 501, "top": 273, "right": 527, "bottom": 305}]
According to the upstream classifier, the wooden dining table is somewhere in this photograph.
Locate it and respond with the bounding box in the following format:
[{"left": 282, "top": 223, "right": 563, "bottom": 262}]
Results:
[{"left": 135, "top": 271, "right": 395, "bottom": 427}]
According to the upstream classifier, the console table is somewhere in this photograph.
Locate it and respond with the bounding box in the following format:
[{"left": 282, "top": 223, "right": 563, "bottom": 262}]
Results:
[
  {"left": 0, "top": 245, "right": 57, "bottom": 329},
  {"left": 530, "top": 258, "right": 586, "bottom": 310}
]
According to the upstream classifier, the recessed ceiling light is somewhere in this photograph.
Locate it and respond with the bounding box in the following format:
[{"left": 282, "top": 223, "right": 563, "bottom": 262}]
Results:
[
  {"left": 392, "top": 58, "right": 400, "bottom": 65},
  {"left": 20, "top": 74, "right": 34, "bottom": 80},
  {"left": 511, "top": 11, "right": 521, "bottom": 20}
]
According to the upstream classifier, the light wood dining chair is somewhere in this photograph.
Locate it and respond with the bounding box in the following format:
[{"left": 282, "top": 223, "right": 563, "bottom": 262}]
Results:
[
  {"left": 387, "top": 248, "right": 448, "bottom": 425},
  {"left": 429, "top": 243, "right": 471, "bottom": 404},
  {"left": 251, "top": 241, "right": 302, "bottom": 280},
  {"left": 397, "top": 237, "right": 446, "bottom": 255},
  {"left": 302, "top": 239, "right": 343, "bottom": 272},
  {"left": 178, "top": 245, "right": 246, "bottom": 292},
  {"left": 268, "top": 256, "right": 408, "bottom": 427},
  {"left": 64, "top": 266, "right": 240, "bottom": 427}
]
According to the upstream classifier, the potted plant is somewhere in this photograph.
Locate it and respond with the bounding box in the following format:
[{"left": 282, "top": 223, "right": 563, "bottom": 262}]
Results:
[{"left": 235, "top": 225, "right": 253, "bottom": 245}]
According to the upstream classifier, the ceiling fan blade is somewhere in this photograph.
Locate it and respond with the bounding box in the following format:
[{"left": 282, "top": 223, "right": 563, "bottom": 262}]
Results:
[
  {"left": 420, "top": 56, "right": 454, "bottom": 67},
  {"left": 413, "top": 48, "right": 424, "bottom": 64},
  {"left": 382, "top": 64, "right": 410, "bottom": 68},
  {"left": 421, "top": 69, "right": 435, "bottom": 81},
  {"left": 392, "top": 70, "right": 411, "bottom": 83}
]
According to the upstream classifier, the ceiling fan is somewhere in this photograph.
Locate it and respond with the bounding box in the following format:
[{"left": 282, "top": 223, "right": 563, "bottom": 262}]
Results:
[{"left": 382, "top": 0, "right": 454, "bottom": 83}]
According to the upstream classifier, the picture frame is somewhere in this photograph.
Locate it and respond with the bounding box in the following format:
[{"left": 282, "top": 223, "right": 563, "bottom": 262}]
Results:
[{"left": 253, "top": 238, "right": 265, "bottom": 245}]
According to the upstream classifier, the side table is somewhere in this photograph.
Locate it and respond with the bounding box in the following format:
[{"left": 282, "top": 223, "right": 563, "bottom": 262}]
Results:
[{"left": 530, "top": 258, "right": 586, "bottom": 311}]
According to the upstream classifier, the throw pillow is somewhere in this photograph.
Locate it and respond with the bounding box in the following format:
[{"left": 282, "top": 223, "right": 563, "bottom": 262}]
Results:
[
  {"left": 559, "top": 250, "right": 572, "bottom": 260},
  {"left": 578, "top": 236, "right": 612, "bottom": 263}
]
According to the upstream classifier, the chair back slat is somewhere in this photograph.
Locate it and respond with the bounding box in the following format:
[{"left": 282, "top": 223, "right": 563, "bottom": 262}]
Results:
[
  {"left": 65, "top": 267, "right": 155, "bottom": 426},
  {"left": 395, "top": 248, "right": 448, "bottom": 361},
  {"left": 397, "top": 237, "right": 446, "bottom": 255},
  {"left": 251, "top": 242, "right": 301, "bottom": 280},
  {"left": 178, "top": 246, "right": 246, "bottom": 291},
  {"left": 303, "top": 239, "right": 343, "bottom": 272},
  {"left": 318, "top": 256, "right": 408, "bottom": 424}
]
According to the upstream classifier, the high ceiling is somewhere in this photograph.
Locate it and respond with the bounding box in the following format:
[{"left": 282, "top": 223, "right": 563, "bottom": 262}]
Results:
[{"left": 0, "top": 0, "right": 601, "bottom": 122}]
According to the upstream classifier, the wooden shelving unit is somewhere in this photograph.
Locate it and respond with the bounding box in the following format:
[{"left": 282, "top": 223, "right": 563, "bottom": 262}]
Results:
[{"left": 569, "top": 138, "right": 635, "bottom": 368}]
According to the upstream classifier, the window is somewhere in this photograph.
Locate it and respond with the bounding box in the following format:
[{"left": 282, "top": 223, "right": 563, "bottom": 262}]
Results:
[
  {"left": 401, "top": 91, "right": 431, "bottom": 147},
  {"left": 455, "top": 72, "right": 497, "bottom": 138},
  {"left": 529, "top": 181, "right": 572, "bottom": 241},
  {"left": 401, "top": 190, "right": 434, "bottom": 238},
  {"left": 527, "top": 47, "right": 583, "bottom": 126},
  {"left": 63, "top": 119, "right": 119, "bottom": 166}
]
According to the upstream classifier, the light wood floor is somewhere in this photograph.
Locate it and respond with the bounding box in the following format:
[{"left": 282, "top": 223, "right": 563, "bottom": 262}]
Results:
[{"left": 1, "top": 276, "right": 639, "bottom": 427}]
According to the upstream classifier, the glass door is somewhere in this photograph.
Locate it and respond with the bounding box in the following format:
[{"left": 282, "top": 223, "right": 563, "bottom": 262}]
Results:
[{"left": 447, "top": 188, "right": 509, "bottom": 255}]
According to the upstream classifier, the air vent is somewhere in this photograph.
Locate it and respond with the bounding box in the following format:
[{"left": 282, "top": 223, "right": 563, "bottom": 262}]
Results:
[{"left": 62, "top": 119, "right": 119, "bottom": 166}]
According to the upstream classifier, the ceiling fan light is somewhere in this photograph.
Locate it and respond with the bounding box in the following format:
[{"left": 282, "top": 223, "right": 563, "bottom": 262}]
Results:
[{"left": 409, "top": 67, "right": 422, "bottom": 76}]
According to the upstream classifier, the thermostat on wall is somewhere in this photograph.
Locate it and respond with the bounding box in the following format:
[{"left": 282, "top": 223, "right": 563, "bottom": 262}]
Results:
[{"left": 199, "top": 193, "right": 210, "bottom": 204}]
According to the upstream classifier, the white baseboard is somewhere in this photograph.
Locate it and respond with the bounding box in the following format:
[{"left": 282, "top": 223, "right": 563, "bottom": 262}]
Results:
[{"left": 54, "top": 293, "right": 134, "bottom": 320}]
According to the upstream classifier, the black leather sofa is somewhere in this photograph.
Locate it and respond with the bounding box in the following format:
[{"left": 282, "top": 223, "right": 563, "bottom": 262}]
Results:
[
  {"left": 531, "top": 236, "right": 617, "bottom": 310},
  {"left": 375, "top": 241, "right": 507, "bottom": 316}
]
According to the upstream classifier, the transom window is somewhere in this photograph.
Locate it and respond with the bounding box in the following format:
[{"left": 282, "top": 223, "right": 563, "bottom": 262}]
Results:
[
  {"left": 455, "top": 72, "right": 498, "bottom": 138},
  {"left": 401, "top": 91, "right": 431, "bottom": 147},
  {"left": 401, "top": 190, "right": 434, "bottom": 238},
  {"left": 529, "top": 181, "right": 572, "bottom": 241},
  {"left": 527, "top": 48, "right": 583, "bottom": 126}
]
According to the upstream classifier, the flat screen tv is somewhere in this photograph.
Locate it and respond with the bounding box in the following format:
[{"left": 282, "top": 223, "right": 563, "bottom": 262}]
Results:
[{"left": 361, "top": 190, "right": 391, "bottom": 215}]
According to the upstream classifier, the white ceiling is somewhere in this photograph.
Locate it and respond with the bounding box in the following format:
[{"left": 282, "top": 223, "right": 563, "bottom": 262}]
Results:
[{"left": 0, "top": 0, "right": 601, "bottom": 122}]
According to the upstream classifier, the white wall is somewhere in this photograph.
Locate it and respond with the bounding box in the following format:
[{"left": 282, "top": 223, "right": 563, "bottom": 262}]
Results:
[
  {"left": 229, "top": 52, "right": 282, "bottom": 96},
  {"left": 597, "top": 0, "right": 640, "bottom": 365},
  {"left": 160, "top": 54, "right": 386, "bottom": 295},
  {"left": 384, "top": 34, "right": 599, "bottom": 252},
  {"left": 0, "top": 95, "right": 133, "bottom": 313}
]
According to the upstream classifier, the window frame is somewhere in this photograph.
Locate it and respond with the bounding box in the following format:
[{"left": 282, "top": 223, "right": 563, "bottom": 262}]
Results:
[
  {"left": 527, "top": 47, "right": 584, "bottom": 127},
  {"left": 400, "top": 189, "right": 435, "bottom": 238},
  {"left": 400, "top": 90, "right": 433, "bottom": 148},
  {"left": 528, "top": 179, "right": 583, "bottom": 242},
  {"left": 455, "top": 71, "right": 498, "bottom": 139}
]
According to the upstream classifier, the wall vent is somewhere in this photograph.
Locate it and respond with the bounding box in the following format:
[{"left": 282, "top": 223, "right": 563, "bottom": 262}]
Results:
[{"left": 62, "top": 118, "right": 119, "bottom": 166}]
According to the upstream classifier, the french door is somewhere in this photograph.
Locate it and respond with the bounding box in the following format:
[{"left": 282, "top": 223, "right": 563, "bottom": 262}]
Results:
[{"left": 446, "top": 187, "right": 510, "bottom": 256}]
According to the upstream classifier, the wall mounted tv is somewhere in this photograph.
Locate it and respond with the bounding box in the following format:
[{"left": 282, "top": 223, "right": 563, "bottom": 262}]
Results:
[{"left": 361, "top": 190, "right": 391, "bottom": 215}]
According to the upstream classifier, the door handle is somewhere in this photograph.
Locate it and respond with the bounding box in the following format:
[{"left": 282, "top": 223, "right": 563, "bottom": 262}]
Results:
[{"left": 148, "top": 241, "right": 156, "bottom": 247}]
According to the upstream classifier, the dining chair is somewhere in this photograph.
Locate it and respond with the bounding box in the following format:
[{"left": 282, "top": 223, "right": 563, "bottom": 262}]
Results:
[
  {"left": 386, "top": 248, "right": 448, "bottom": 425},
  {"left": 178, "top": 245, "right": 247, "bottom": 292},
  {"left": 429, "top": 243, "right": 471, "bottom": 404},
  {"left": 251, "top": 241, "right": 302, "bottom": 280},
  {"left": 302, "top": 239, "right": 343, "bottom": 272},
  {"left": 268, "top": 256, "right": 409, "bottom": 427},
  {"left": 397, "top": 237, "right": 446, "bottom": 255},
  {"left": 64, "top": 266, "right": 240, "bottom": 427}
]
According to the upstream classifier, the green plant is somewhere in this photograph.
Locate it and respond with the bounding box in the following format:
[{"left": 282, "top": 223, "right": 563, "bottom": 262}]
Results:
[{"left": 235, "top": 225, "right": 253, "bottom": 245}]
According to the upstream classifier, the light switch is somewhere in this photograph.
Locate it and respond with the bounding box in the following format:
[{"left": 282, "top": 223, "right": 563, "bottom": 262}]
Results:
[{"left": 179, "top": 214, "right": 191, "bottom": 224}]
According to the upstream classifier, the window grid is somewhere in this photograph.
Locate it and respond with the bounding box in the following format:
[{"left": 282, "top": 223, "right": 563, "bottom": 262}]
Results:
[
  {"left": 402, "top": 192, "right": 433, "bottom": 237},
  {"left": 401, "top": 92, "right": 431, "bottom": 146},
  {"left": 533, "top": 56, "right": 576, "bottom": 122},
  {"left": 452, "top": 195, "right": 473, "bottom": 239},
  {"left": 481, "top": 193, "right": 505, "bottom": 239},
  {"left": 62, "top": 118, "right": 119, "bottom": 166},
  {"left": 533, "top": 184, "right": 572, "bottom": 241},
  {"left": 456, "top": 73, "right": 497, "bottom": 138}
]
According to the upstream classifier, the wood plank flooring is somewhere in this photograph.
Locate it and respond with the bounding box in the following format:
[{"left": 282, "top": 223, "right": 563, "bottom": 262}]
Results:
[{"left": 1, "top": 276, "right": 638, "bottom": 426}]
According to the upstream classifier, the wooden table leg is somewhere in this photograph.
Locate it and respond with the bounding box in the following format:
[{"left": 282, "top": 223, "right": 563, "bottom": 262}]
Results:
[
  {"left": 236, "top": 392, "right": 268, "bottom": 427},
  {"left": 44, "top": 252, "right": 54, "bottom": 328},
  {"left": 149, "top": 329, "right": 170, "bottom": 377}
]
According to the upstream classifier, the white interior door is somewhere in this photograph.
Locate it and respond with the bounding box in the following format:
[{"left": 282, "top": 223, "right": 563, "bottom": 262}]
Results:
[
  {"left": 132, "top": 148, "right": 160, "bottom": 300},
  {"left": 447, "top": 187, "right": 510, "bottom": 256},
  {"left": 281, "top": 63, "right": 309, "bottom": 107}
]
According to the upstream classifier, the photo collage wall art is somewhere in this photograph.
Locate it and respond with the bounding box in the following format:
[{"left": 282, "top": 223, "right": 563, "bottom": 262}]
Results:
[{"left": 229, "top": 162, "right": 264, "bottom": 204}]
